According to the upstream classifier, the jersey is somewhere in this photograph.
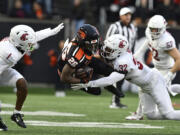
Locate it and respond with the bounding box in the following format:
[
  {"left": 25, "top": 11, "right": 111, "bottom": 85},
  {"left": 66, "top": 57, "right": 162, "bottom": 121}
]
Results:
[
  {"left": 113, "top": 51, "right": 152, "bottom": 87},
  {"left": 57, "top": 39, "right": 92, "bottom": 72},
  {"left": 0, "top": 38, "right": 23, "bottom": 74},
  {"left": 146, "top": 31, "right": 176, "bottom": 69}
]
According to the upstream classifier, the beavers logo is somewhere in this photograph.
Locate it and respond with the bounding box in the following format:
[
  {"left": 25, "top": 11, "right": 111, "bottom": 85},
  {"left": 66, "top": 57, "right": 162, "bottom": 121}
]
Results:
[
  {"left": 78, "top": 30, "right": 86, "bottom": 39},
  {"left": 20, "top": 33, "right": 28, "bottom": 41}
]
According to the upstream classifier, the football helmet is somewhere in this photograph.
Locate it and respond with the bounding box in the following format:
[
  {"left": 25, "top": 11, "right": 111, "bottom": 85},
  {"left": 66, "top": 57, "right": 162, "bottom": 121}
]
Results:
[
  {"left": 76, "top": 24, "right": 100, "bottom": 54},
  {"left": 101, "top": 34, "right": 129, "bottom": 60},
  {"left": 9, "top": 25, "right": 36, "bottom": 52},
  {"left": 147, "top": 15, "right": 167, "bottom": 40}
]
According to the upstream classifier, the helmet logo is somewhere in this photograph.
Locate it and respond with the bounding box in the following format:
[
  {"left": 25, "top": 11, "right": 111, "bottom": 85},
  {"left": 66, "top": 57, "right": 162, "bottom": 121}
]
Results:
[
  {"left": 78, "top": 30, "right": 86, "bottom": 39},
  {"left": 20, "top": 33, "right": 28, "bottom": 41},
  {"left": 119, "top": 40, "right": 125, "bottom": 48}
]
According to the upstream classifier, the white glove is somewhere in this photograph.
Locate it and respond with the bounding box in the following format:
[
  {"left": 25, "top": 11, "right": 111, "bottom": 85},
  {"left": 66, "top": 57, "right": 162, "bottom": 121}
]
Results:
[
  {"left": 71, "top": 83, "right": 89, "bottom": 91},
  {"left": 164, "top": 71, "right": 174, "bottom": 86},
  {"left": 51, "top": 23, "right": 64, "bottom": 35}
]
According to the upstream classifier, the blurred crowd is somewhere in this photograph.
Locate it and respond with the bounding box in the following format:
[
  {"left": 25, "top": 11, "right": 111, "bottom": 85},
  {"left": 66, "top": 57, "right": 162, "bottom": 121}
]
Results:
[{"left": 0, "top": 0, "right": 180, "bottom": 26}]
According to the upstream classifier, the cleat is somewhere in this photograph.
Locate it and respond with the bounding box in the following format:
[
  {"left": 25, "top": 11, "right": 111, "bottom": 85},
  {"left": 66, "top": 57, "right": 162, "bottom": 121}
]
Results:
[
  {"left": 0, "top": 117, "right": 8, "bottom": 131},
  {"left": 109, "top": 102, "right": 127, "bottom": 109},
  {"left": 11, "top": 113, "right": 26, "bottom": 128},
  {"left": 126, "top": 112, "right": 143, "bottom": 120}
]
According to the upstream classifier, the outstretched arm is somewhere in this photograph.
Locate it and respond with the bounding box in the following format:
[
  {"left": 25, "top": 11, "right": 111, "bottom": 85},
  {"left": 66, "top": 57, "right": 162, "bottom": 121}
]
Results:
[
  {"left": 167, "top": 48, "right": 180, "bottom": 73},
  {"left": 88, "top": 72, "right": 125, "bottom": 87},
  {"left": 36, "top": 23, "right": 64, "bottom": 42},
  {"left": 71, "top": 72, "right": 125, "bottom": 90}
]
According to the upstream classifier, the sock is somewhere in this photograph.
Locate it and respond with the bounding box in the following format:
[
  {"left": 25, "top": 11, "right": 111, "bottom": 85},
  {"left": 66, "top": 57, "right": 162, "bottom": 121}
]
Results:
[{"left": 13, "top": 109, "right": 21, "bottom": 114}]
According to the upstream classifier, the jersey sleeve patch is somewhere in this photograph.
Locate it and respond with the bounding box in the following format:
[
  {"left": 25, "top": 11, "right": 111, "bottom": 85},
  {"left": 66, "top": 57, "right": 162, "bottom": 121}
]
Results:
[
  {"left": 160, "top": 34, "right": 176, "bottom": 51},
  {"left": 164, "top": 41, "right": 175, "bottom": 50}
]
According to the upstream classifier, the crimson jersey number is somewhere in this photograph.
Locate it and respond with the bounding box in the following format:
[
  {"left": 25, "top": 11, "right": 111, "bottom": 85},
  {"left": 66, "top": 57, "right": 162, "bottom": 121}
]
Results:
[
  {"left": 119, "top": 64, "right": 127, "bottom": 72},
  {"left": 133, "top": 58, "right": 143, "bottom": 70},
  {"left": 148, "top": 44, "right": 160, "bottom": 61}
]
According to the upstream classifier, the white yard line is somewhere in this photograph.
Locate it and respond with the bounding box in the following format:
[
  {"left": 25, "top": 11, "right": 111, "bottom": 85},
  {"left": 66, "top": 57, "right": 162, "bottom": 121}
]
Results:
[
  {"left": 0, "top": 111, "right": 85, "bottom": 117},
  {"left": 25, "top": 120, "right": 164, "bottom": 129},
  {"left": 0, "top": 103, "right": 14, "bottom": 108}
]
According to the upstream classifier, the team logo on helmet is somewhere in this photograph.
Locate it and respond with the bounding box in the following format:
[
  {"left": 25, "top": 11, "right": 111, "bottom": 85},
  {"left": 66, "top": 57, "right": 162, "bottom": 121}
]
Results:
[
  {"left": 20, "top": 33, "right": 28, "bottom": 41},
  {"left": 119, "top": 40, "right": 125, "bottom": 48},
  {"left": 78, "top": 30, "right": 86, "bottom": 39}
]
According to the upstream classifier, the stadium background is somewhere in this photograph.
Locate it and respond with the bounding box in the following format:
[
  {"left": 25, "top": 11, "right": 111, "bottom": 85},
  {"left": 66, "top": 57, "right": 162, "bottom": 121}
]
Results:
[
  {"left": 0, "top": 0, "right": 180, "bottom": 84},
  {"left": 1, "top": 1, "right": 180, "bottom": 135}
]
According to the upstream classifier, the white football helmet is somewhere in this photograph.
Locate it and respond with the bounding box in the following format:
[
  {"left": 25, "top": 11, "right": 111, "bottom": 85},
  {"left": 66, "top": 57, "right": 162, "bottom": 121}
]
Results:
[
  {"left": 101, "top": 34, "right": 129, "bottom": 60},
  {"left": 147, "top": 15, "right": 167, "bottom": 40},
  {"left": 9, "top": 25, "right": 36, "bottom": 52}
]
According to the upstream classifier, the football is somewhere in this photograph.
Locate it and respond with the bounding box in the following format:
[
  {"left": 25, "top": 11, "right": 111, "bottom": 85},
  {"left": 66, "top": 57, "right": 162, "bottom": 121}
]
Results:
[{"left": 75, "top": 66, "right": 93, "bottom": 83}]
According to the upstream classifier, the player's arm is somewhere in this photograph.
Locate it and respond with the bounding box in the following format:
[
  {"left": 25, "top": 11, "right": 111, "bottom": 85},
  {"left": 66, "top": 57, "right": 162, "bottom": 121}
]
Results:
[
  {"left": 167, "top": 48, "right": 180, "bottom": 73},
  {"left": 88, "top": 72, "right": 125, "bottom": 87},
  {"left": 133, "top": 39, "right": 148, "bottom": 60},
  {"left": 35, "top": 23, "right": 64, "bottom": 42},
  {"left": 60, "top": 64, "right": 81, "bottom": 84},
  {"left": 71, "top": 72, "right": 125, "bottom": 90}
]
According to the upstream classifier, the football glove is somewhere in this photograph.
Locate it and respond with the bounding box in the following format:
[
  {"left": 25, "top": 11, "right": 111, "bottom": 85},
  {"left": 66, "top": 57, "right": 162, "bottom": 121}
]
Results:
[
  {"left": 51, "top": 23, "right": 64, "bottom": 36},
  {"left": 71, "top": 83, "right": 89, "bottom": 91}
]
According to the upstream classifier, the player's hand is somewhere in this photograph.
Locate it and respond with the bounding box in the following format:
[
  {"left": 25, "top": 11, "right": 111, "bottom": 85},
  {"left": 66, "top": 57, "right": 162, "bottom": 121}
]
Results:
[
  {"left": 71, "top": 83, "right": 88, "bottom": 91},
  {"left": 51, "top": 23, "right": 64, "bottom": 35},
  {"left": 164, "top": 71, "right": 174, "bottom": 86}
]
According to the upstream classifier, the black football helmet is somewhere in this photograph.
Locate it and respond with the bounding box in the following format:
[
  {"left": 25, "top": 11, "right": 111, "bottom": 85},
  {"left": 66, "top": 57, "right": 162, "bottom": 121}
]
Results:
[{"left": 76, "top": 24, "right": 100, "bottom": 55}]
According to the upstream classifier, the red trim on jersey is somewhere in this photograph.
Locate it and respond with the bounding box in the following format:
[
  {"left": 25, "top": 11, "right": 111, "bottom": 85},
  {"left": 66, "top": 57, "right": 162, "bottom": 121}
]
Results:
[{"left": 6, "top": 53, "right": 12, "bottom": 59}]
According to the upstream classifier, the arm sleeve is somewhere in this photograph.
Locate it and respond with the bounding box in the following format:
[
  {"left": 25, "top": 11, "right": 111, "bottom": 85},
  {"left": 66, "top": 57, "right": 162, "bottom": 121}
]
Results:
[
  {"left": 87, "top": 72, "right": 125, "bottom": 87},
  {"left": 133, "top": 39, "right": 148, "bottom": 60},
  {"left": 35, "top": 28, "right": 53, "bottom": 42}
]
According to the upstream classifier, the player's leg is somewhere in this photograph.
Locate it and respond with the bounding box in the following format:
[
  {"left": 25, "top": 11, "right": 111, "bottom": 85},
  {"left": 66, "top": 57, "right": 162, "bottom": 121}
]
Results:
[
  {"left": 151, "top": 75, "right": 180, "bottom": 120},
  {"left": 171, "top": 84, "right": 180, "bottom": 94},
  {"left": 140, "top": 92, "right": 164, "bottom": 120},
  {"left": 0, "top": 101, "right": 8, "bottom": 131},
  {"left": 0, "top": 117, "right": 8, "bottom": 131},
  {"left": 89, "top": 57, "right": 123, "bottom": 98},
  {"left": 158, "top": 69, "right": 178, "bottom": 96},
  {"left": 109, "top": 80, "right": 127, "bottom": 109},
  {"left": 0, "top": 68, "right": 27, "bottom": 128},
  {"left": 126, "top": 89, "right": 144, "bottom": 120},
  {"left": 81, "top": 87, "right": 101, "bottom": 95}
]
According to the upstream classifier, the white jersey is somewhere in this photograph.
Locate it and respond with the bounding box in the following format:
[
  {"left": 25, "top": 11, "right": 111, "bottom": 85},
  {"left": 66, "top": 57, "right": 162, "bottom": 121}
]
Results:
[
  {"left": 113, "top": 51, "right": 152, "bottom": 87},
  {"left": 146, "top": 31, "right": 176, "bottom": 69},
  {"left": 0, "top": 38, "right": 24, "bottom": 74},
  {"left": 0, "top": 27, "right": 55, "bottom": 75}
]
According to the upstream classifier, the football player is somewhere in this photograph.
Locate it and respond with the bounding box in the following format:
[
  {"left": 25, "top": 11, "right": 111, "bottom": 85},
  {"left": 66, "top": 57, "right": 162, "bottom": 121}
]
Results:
[
  {"left": 57, "top": 24, "right": 122, "bottom": 96},
  {"left": 0, "top": 23, "right": 64, "bottom": 131},
  {"left": 72, "top": 34, "right": 180, "bottom": 120},
  {"left": 126, "top": 15, "right": 180, "bottom": 120}
]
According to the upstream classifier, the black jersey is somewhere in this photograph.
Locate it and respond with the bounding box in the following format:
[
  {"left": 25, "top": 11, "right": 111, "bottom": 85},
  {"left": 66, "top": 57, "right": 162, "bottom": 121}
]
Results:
[{"left": 57, "top": 40, "right": 92, "bottom": 72}]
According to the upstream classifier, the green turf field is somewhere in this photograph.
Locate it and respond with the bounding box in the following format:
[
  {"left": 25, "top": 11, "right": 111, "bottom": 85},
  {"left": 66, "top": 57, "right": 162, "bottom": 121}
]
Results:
[{"left": 0, "top": 86, "right": 180, "bottom": 135}]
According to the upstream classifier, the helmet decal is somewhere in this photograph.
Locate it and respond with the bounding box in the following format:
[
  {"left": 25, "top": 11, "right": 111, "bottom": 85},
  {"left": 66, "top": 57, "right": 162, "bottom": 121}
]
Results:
[
  {"left": 119, "top": 40, "right": 125, "bottom": 48},
  {"left": 20, "top": 33, "right": 28, "bottom": 41},
  {"left": 78, "top": 30, "right": 86, "bottom": 39}
]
